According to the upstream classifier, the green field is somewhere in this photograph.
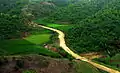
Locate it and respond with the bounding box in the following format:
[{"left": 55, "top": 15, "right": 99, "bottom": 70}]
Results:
[
  {"left": 0, "top": 33, "right": 61, "bottom": 58},
  {"left": 47, "top": 23, "right": 72, "bottom": 32},
  {"left": 0, "top": 19, "right": 71, "bottom": 58},
  {"left": 25, "top": 34, "right": 51, "bottom": 44},
  {"left": 34, "top": 19, "right": 72, "bottom": 31},
  {"left": 47, "top": 23, "right": 66, "bottom": 27}
]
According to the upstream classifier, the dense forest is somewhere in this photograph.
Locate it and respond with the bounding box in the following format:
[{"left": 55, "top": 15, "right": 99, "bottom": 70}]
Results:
[
  {"left": 0, "top": 0, "right": 30, "bottom": 40},
  {"left": 0, "top": 13, "right": 28, "bottom": 39}
]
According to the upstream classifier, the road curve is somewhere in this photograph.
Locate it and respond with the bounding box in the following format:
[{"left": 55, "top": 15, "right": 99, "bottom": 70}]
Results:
[{"left": 38, "top": 24, "right": 120, "bottom": 73}]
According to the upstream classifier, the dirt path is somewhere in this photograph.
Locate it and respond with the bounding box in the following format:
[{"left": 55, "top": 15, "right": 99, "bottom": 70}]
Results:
[{"left": 38, "top": 24, "right": 120, "bottom": 73}]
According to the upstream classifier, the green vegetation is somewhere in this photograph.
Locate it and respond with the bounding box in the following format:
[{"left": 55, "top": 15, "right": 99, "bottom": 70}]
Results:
[
  {"left": 22, "top": 70, "right": 37, "bottom": 73},
  {"left": 43, "top": 0, "right": 112, "bottom": 24},
  {"left": 0, "top": 0, "right": 30, "bottom": 40},
  {"left": 0, "top": 33, "right": 61, "bottom": 57},
  {"left": 93, "top": 60, "right": 120, "bottom": 72},
  {"left": 0, "top": 13, "right": 28, "bottom": 40},
  {"left": 94, "top": 54, "right": 120, "bottom": 70},
  {"left": 46, "top": 23, "right": 72, "bottom": 31},
  {"left": 35, "top": 19, "right": 72, "bottom": 32},
  {"left": 25, "top": 34, "right": 51, "bottom": 44},
  {"left": 0, "top": 0, "right": 63, "bottom": 58},
  {"left": 0, "top": 23, "right": 61, "bottom": 57},
  {"left": 73, "top": 61, "right": 105, "bottom": 73},
  {"left": 47, "top": 23, "right": 65, "bottom": 27}
]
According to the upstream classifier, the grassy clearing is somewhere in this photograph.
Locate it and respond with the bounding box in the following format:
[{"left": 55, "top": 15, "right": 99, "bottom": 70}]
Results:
[
  {"left": 47, "top": 23, "right": 72, "bottom": 32},
  {"left": 34, "top": 19, "right": 72, "bottom": 31},
  {"left": 25, "top": 34, "right": 51, "bottom": 44},
  {"left": 34, "top": 19, "right": 50, "bottom": 25},
  {"left": 0, "top": 33, "right": 61, "bottom": 58},
  {"left": 47, "top": 23, "right": 66, "bottom": 27}
]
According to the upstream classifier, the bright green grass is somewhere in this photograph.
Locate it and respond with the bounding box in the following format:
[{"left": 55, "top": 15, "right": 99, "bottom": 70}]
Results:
[
  {"left": 25, "top": 34, "right": 51, "bottom": 44},
  {"left": 46, "top": 23, "right": 72, "bottom": 32},
  {"left": 22, "top": 70, "right": 37, "bottom": 73},
  {"left": 47, "top": 23, "right": 66, "bottom": 27},
  {"left": 34, "top": 19, "right": 72, "bottom": 31},
  {"left": 0, "top": 34, "right": 61, "bottom": 57}
]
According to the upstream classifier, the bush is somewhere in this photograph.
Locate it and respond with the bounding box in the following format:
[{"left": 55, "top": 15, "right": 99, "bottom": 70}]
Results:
[{"left": 22, "top": 70, "right": 37, "bottom": 73}]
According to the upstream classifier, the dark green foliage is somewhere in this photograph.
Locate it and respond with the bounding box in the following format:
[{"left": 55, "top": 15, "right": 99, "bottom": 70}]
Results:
[
  {"left": 0, "top": 0, "right": 18, "bottom": 13},
  {"left": 25, "top": 0, "right": 77, "bottom": 19},
  {"left": 0, "top": 13, "right": 28, "bottom": 40},
  {"left": 27, "top": 1, "right": 56, "bottom": 18},
  {"left": 43, "top": 0, "right": 112, "bottom": 24},
  {"left": 66, "top": 7, "right": 120, "bottom": 55},
  {"left": 94, "top": 54, "right": 120, "bottom": 70},
  {"left": 0, "top": 0, "right": 29, "bottom": 14},
  {"left": 0, "top": 0, "right": 30, "bottom": 40},
  {"left": 52, "top": 0, "right": 69, "bottom": 6}
]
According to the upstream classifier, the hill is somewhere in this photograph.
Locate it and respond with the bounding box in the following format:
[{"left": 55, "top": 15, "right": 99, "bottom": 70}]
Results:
[{"left": 0, "top": 55, "right": 105, "bottom": 73}]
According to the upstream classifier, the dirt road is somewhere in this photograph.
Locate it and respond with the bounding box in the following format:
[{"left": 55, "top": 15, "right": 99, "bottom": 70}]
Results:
[{"left": 38, "top": 24, "right": 120, "bottom": 73}]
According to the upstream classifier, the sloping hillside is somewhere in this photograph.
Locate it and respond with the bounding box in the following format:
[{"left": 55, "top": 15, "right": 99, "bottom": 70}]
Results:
[{"left": 0, "top": 55, "right": 104, "bottom": 73}]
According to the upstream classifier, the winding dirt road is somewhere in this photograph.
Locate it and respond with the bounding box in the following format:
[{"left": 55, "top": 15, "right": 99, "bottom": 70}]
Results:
[{"left": 38, "top": 24, "right": 120, "bottom": 73}]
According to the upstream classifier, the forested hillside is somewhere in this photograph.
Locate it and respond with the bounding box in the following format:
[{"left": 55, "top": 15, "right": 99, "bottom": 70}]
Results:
[
  {"left": 42, "top": 0, "right": 120, "bottom": 57},
  {"left": 43, "top": 0, "right": 112, "bottom": 23},
  {"left": 66, "top": 0, "right": 120, "bottom": 56},
  {"left": 0, "top": 0, "right": 31, "bottom": 40},
  {"left": 0, "top": 13, "right": 28, "bottom": 39},
  {"left": 25, "top": 0, "right": 78, "bottom": 19}
]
